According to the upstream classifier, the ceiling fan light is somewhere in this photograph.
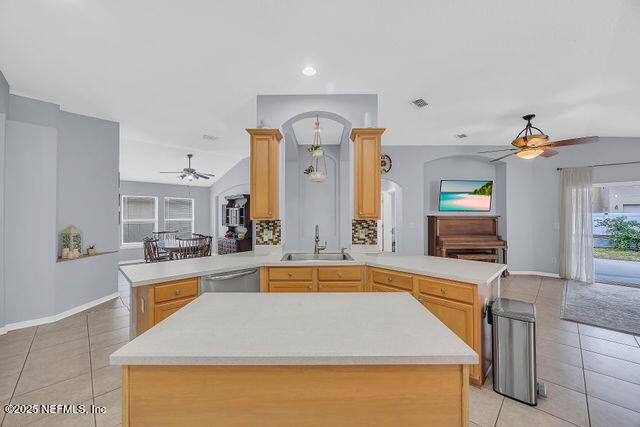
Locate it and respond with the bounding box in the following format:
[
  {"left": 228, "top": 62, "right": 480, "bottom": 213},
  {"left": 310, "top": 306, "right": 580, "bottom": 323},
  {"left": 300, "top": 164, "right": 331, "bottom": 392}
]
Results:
[
  {"left": 516, "top": 148, "right": 545, "bottom": 160},
  {"left": 512, "top": 134, "right": 549, "bottom": 148}
]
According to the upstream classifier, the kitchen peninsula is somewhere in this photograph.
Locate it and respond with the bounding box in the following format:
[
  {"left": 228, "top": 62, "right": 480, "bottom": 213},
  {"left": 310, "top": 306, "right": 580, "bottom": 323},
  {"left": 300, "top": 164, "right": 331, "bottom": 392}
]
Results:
[
  {"left": 119, "top": 252, "right": 505, "bottom": 387},
  {"left": 112, "top": 292, "right": 478, "bottom": 426}
]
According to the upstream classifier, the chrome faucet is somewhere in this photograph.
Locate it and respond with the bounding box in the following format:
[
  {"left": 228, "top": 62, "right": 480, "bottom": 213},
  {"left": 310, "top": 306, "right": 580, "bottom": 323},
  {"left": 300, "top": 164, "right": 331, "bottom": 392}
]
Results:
[{"left": 314, "top": 225, "right": 327, "bottom": 255}]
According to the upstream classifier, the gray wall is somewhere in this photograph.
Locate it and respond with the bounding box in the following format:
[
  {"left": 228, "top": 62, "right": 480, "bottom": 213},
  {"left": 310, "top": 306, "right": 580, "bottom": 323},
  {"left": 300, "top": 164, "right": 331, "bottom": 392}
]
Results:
[
  {"left": 1, "top": 81, "right": 120, "bottom": 328},
  {"left": 119, "top": 181, "right": 212, "bottom": 262},
  {"left": 55, "top": 111, "right": 119, "bottom": 313},
  {"left": 5, "top": 120, "right": 58, "bottom": 322},
  {"left": 0, "top": 70, "right": 7, "bottom": 329}
]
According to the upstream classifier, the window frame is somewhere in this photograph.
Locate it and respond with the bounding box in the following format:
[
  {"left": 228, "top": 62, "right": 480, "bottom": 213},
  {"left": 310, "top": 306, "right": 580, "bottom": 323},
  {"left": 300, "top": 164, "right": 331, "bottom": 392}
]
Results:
[
  {"left": 164, "top": 197, "right": 195, "bottom": 237},
  {"left": 120, "top": 195, "right": 158, "bottom": 249}
]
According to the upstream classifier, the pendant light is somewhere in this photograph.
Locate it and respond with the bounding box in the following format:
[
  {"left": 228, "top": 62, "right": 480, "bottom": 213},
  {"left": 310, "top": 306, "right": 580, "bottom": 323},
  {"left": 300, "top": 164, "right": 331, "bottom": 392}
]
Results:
[{"left": 304, "top": 116, "right": 327, "bottom": 183}]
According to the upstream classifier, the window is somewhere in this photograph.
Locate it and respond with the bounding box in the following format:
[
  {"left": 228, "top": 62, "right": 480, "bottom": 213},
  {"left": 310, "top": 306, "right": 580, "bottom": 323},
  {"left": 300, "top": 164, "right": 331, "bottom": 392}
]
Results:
[
  {"left": 121, "top": 196, "right": 158, "bottom": 247},
  {"left": 164, "top": 197, "right": 194, "bottom": 238}
]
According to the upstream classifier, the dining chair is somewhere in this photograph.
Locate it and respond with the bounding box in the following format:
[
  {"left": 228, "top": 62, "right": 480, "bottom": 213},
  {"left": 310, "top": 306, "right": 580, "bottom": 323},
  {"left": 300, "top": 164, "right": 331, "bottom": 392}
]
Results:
[
  {"left": 193, "top": 234, "right": 213, "bottom": 256},
  {"left": 143, "top": 237, "right": 161, "bottom": 263},
  {"left": 173, "top": 236, "right": 208, "bottom": 260}
]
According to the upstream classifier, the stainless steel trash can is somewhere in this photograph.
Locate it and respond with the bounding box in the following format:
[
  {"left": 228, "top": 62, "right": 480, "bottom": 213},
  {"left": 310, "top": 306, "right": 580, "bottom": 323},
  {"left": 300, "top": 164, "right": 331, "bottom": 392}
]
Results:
[{"left": 490, "top": 297, "right": 545, "bottom": 406}]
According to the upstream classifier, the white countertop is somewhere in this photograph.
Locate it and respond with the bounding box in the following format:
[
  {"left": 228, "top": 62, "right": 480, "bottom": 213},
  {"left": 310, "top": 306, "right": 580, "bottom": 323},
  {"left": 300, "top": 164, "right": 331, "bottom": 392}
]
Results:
[
  {"left": 120, "top": 251, "right": 505, "bottom": 287},
  {"left": 110, "top": 292, "right": 479, "bottom": 366}
]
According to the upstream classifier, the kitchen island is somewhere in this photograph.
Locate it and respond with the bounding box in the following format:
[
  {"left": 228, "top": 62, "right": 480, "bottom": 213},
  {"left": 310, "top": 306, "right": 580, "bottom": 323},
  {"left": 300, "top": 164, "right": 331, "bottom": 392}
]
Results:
[{"left": 111, "top": 292, "right": 478, "bottom": 426}]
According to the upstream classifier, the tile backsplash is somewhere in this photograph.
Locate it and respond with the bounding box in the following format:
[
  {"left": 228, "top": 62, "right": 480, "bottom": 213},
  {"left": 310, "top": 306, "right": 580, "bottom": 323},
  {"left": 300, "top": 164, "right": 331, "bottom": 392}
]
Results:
[
  {"left": 352, "top": 220, "right": 378, "bottom": 245},
  {"left": 255, "top": 220, "right": 282, "bottom": 245}
]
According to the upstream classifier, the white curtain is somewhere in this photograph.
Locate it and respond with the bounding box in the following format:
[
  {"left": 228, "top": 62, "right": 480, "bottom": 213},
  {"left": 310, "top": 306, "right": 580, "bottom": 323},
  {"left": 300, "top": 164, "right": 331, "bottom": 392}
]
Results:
[{"left": 560, "top": 167, "right": 594, "bottom": 282}]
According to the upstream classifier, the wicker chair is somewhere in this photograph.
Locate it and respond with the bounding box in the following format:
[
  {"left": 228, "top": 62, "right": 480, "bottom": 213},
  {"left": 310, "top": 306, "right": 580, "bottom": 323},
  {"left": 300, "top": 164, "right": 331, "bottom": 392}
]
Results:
[
  {"left": 143, "top": 237, "right": 161, "bottom": 263},
  {"left": 193, "top": 234, "right": 213, "bottom": 256},
  {"left": 172, "top": 236, "right": 209, "bottom": 260}
]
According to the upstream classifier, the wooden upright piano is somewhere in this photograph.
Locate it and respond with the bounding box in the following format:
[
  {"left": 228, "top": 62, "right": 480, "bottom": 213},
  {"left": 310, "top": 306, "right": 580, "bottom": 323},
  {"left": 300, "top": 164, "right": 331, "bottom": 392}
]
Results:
[{"left": 427, "top": 215, "right": 508, "bottom": 275}]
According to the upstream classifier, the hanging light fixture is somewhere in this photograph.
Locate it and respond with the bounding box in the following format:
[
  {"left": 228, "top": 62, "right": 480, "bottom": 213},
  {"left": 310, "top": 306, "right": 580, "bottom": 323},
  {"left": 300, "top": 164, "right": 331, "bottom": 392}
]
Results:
[
  {"left": 512, "top": 114, "right": 549, "bottom": 148},
  {"left": 515, "top": 147, "right": 546, "bottom": 159},
  {"left": 304, "top": 116, "right": 328, "bottom": 183}
]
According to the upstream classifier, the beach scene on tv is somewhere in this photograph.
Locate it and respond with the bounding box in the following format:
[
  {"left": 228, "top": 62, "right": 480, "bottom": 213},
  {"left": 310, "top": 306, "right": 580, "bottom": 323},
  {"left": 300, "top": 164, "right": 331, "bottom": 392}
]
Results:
[{"left": 439, "top": 180, "right": 493, "bottom": 211}]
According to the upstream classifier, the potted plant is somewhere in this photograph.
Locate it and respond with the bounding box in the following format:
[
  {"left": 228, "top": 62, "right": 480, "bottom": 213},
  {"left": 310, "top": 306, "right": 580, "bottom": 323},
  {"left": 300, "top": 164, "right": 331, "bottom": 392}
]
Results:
[
  {"left": 87, "top": 244, "right": 96, "bottom": 256},
  {"left": 308, "top": 143, "right": 324, "bottom": 158},
  {"left": 303, "top": 165, "right": 315, "bottom": 175}
]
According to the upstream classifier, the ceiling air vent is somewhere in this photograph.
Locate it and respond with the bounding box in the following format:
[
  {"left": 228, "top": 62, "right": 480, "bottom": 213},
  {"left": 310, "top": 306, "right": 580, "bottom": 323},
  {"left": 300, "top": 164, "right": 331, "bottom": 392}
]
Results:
[
  {"left": 456, "top": 134, "right": 468, "bottom": 139},
  {"left": 410, "top": 98, "right": 428, "bottom": 108},
  {"left": 202, "top": 134, "right": 219, "bottom": 141}
]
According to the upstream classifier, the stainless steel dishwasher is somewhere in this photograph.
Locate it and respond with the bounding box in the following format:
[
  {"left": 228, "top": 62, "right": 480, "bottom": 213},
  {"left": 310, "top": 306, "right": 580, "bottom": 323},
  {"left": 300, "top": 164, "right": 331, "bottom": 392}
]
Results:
[{"left": 200, "top": 268, "right": 260, "bottom": 293}]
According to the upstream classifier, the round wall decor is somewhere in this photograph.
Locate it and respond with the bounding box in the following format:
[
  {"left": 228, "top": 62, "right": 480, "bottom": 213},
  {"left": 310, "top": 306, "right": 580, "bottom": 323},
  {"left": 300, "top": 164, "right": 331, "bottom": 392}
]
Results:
[{"left": 381, "top": 154, "right": 392, "bottom": 174}]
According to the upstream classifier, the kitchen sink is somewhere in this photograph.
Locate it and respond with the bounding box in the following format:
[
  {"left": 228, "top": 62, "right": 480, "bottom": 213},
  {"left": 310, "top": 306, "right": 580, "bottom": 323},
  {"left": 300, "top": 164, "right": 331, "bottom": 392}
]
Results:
[{"left": 281, "top": 252, "right": 354, "bottom": 262}]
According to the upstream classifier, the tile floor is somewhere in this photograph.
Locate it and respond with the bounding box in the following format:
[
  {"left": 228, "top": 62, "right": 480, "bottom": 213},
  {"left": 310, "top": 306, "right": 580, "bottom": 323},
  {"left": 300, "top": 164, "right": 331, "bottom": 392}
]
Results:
[{"left": 1, "top": 274, "right": 639, "bottom": 426}]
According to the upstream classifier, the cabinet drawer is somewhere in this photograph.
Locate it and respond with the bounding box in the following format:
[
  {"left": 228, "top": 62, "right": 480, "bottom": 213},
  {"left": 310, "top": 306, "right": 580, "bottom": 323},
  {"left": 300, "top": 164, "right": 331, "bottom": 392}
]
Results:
[
  {"left": 318, "top": 281, "right": 363, "bottom": 292},
  {"left": 371, "top": 269, "right": 413, "bottom": 291},
  {"left": 318, "top": 267, "right": 362, "bottom": 281},
  {"left": 154, "top": 278, "right": 199, "bottom": 303},
  {"left": 417, "top": 277, "right": 475, "bottom": 304},
  {"left": 268, "top": 268, "right": 314, "bottom": 281},
  {"left": 154, "top": 296, "right": 196, "bottom": 324},
  {"left": 371, "top": 283, "right": 409, "bottom": 293},
  {"left": 269, "top": 281, "right": 314, "bottom": 292}
]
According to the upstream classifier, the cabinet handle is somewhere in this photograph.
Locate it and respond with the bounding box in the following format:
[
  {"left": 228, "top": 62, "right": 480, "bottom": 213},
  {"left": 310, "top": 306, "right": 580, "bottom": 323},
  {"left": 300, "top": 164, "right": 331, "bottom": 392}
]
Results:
[
  {"left": 337, "top": 272, "right": 342, "bottom": 278},
  {"left": 440, "top": 288, "right": 446, "bottom": 295},
  {"left": 288, "top": 272, "right": 293, "bottom": 277},
  {"left": 308, "top": 285, "right": 312, "bottom": 289},
  {"left": 175, "top": 289, "right": 181, "bottom": 296},
  {"left": 388, "top": 277, "right": 393, "bottom": 282}
]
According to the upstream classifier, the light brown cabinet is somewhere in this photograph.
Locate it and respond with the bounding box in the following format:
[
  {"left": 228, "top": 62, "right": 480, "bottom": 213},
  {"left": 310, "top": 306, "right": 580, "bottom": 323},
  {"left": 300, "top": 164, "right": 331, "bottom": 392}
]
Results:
[
  {"left": 132, "top": 277, "right": 199, "bottom": 337},
  {"left": 366, "top": 266, "right": 488, "bottom": 386},
  {"left": 247, "top": 128, "right": 282, "bottom": 220},
  {"left": 264, "top": 266, "right": 364, "bottom": 294},
  {"left": 350, "top": 128, "right": 384, "bottom": 220}
]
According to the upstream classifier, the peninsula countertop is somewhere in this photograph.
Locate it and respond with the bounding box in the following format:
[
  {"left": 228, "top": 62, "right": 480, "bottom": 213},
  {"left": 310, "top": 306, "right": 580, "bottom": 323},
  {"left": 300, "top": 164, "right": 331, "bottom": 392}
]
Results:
[
  {"left": 119, "top": 251, "right": 506, "bottom": 287},
  {"left": 110, "top": 292, "right": 479, "bottom": 366}
]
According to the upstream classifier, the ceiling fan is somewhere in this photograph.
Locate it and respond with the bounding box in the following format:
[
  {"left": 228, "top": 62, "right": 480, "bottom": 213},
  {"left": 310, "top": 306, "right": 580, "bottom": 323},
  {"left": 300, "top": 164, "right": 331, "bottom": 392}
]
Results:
[
  {"left": 159, "top": 154, "right": 215, "bottom": 181},
  {"left": 479, "top": 114, "right": 598, "bottom": 162}
]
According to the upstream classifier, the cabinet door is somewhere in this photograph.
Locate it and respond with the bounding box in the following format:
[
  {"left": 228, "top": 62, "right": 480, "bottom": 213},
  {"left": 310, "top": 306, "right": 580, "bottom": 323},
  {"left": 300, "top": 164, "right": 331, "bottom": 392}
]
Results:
[
  {"left": 371, "top": 283, "right": 409, "bottom": 293},
  {"left": 248, "top": 129, "right": 281, "bottom": 220},
  {"left": 418, "top": 295, "right": 474, "bottom": 348},
  {"left": 154, "top": 297, "right": 196, "bottom": 325},
  {"left": 351, "top": 129, "right": 384, "bottom": 220}
]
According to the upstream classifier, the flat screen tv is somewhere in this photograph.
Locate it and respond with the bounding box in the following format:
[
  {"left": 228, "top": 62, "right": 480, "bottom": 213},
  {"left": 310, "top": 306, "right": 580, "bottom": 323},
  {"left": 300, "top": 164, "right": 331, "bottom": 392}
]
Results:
[{"left": 439, "top": 180, "right": 493, "bottom": 212}]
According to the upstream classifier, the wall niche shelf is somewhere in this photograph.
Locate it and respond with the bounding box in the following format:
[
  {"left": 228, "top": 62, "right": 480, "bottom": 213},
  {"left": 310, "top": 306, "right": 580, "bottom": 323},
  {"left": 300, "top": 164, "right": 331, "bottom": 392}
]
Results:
[{"left": 56, "top": 250, "right": 118, "bottom": 263}]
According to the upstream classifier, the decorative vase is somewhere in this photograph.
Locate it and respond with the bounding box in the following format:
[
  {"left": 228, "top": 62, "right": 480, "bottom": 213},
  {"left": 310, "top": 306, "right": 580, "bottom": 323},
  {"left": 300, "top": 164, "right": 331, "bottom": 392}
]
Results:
[{"left": 60, "top": 225, "right": 83, "bottom": 257}]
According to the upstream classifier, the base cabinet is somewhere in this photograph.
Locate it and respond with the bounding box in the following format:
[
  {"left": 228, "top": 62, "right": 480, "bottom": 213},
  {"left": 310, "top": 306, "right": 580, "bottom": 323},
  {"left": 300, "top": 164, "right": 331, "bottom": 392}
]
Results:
[
  {"left": 132, "top": 277, "right": 199, "bottom": 337},
  {"left": 265, "top": 265, "right": 489, "bottom": 387}
]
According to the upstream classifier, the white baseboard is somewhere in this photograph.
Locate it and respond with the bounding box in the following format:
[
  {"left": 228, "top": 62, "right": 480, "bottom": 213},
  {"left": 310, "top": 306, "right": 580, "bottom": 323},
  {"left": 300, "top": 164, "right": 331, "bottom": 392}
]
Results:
[
  {"left": 0, "top": 292, "right": 120, "bottom": 335},
  {"left": 510, "top": 271, "right": 561, "bottom": 278}
]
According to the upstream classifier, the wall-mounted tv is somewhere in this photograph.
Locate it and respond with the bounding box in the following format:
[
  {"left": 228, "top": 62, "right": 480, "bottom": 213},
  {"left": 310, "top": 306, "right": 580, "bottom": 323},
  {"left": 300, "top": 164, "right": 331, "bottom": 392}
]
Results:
[{"left": 439, "top": 180, "right": 493, "bottom": 212}]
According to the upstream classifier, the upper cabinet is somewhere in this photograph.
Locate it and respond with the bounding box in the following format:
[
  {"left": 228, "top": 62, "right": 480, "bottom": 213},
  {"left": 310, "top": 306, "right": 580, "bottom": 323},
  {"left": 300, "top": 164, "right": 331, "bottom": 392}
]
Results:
[
  {"left": 247, "top": 128, "right": 282, "bottom": 220},
  {"left": 350, "top": 128, "right": 385, "bottom": 220}
]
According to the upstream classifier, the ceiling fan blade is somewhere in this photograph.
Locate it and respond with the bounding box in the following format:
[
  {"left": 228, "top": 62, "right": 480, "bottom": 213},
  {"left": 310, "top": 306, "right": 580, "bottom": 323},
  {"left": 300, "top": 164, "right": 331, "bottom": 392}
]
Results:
[
  {"left": 478, "top": 148, "right": 519, "bottom": 154},
  {"left": 490, "top": 152, "right": 517, "bottom": 162},
  {"left": 201, "top": 173, "right": 216, "bottom": 177},
  {"left": 159, "top": 171, "right": 183, "bottom": 174},
  {"left": 194, "top": 173, "right": 210, "bottom": 179},
  {"left": 546, "top": 136, "right": 598, "bottom": 147},
  {"left": 540, "top": 148, "right": 559, "bottom": 158}
]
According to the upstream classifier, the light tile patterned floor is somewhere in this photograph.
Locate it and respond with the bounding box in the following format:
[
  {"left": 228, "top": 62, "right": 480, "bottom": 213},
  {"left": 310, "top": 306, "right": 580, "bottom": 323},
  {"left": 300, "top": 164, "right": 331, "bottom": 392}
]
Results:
[{"left": 1, "top": 274, "right": 639, "bottom": 426}]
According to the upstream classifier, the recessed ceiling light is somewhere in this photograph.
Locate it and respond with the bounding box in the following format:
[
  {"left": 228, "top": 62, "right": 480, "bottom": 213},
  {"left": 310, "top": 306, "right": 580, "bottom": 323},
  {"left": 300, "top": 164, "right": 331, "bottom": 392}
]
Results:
[
  {"left": 302, "top": 66, "right": 317, "bottom": 77},
  {"left": 410, "top": 98, "right": 428, "bottom": 108}
]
